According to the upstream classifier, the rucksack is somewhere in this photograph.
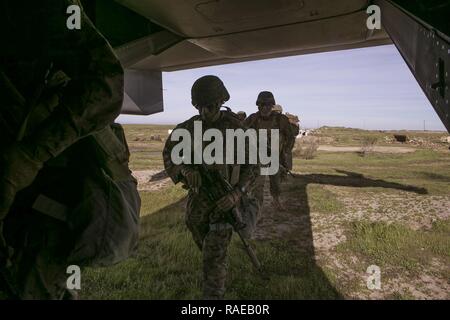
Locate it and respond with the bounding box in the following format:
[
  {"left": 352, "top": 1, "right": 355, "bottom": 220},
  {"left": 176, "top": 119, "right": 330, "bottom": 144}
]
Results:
[
  {"left": 28, "top": 124, "right": 141, "bottom": 267},
  {"left": 66, "top": 124, "right": 141, "bottom": 267},
  {"left": 1, "top": 65, "right": 141, "bottom": 268}
]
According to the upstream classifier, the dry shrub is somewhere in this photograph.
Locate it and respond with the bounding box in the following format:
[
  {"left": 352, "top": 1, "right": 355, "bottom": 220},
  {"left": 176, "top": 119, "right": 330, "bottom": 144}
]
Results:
[
  {"left": 293, "top": 136, "right": 319, "bottom": 160},
  {"left": 359, "top": 136, "right": 378, "bottom": 157},
  {"left": 150, "top": 135, "right": 163, "bottom": 142}
]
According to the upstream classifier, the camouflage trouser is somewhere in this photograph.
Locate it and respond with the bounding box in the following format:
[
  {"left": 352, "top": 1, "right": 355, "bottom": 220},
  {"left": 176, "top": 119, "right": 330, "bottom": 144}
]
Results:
[
  {"left": 253, "top": 172, "right": 282, "bottom": 207},
  {"left": 186, "top": 194, "right": 232, "bottom": 300}
]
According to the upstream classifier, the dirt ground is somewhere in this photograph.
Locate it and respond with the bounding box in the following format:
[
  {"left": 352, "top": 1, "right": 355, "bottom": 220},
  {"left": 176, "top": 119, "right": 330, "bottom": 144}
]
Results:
[
  {"left": 135, "top": 169, "right": 449, "bottom": 299},
  {"left": 126, "top": 124, "right": 449, "bottom": 299},
  {"left": 254, "top": 173, "right": 450, "bottom": 299},
  {"left": 317, "top": 146, "right": 416, "bottom": 153},
  {"left": 133, "top": 169, "right": 171, "bottom": 191}
]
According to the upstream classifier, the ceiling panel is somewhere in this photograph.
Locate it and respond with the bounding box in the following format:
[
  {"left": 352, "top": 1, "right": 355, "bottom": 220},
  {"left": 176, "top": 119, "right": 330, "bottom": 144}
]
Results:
[{"left": 115, "top": 0, "right": 369, "bottom": 38}]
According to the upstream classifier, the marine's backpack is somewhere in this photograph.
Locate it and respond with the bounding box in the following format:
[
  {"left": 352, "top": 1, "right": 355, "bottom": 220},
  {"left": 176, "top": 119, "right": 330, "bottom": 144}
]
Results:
[
  {"left": 1, "top": 68, "right": 141, "bottom": 268},
  {"left": 27, "top": 123, "right": 141, "bottom": 268},
  {"left": 66, "top": 124, "right": 141, "bottom": 267}
]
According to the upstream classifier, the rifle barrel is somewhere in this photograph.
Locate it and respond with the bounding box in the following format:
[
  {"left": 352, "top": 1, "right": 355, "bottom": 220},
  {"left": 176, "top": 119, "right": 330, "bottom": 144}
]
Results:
[{"left": 237, "top": 230, "right": 261, "bottom": 270}]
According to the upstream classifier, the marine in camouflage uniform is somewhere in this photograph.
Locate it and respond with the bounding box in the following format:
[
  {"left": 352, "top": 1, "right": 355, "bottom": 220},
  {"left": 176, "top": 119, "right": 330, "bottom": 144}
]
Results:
[
  {"left": 236, "top": 111, "right": 247, "bottom": 122},
  {"left": 284, "top": 113, "right": 300, "bottom": 171},
  {"left": 163, "top": 76, "right": 258, "bottom": 300},
  {"left": 272, "top": 106, "right": 300, "bottom": 171},
  {"left": 244, "top": 92, "right": 296, "bottom": 211},
  {"left": 0, "top": 0, "right": 124, "bottom": 299}
]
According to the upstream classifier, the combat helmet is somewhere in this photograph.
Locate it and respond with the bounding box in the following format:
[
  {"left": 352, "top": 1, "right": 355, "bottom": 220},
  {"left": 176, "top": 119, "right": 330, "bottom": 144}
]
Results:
[
  {"left": 256, "top": 91, "right": 276, "bottom": 106},
  {"left": 191, "top": 75, "right": 230, "bottom": 108},
  {"left": 236, "top": 111, "right": 247, "bottom": 121},
  {"left": 272, "top": 104, "right": 283, "bottom": 113}
]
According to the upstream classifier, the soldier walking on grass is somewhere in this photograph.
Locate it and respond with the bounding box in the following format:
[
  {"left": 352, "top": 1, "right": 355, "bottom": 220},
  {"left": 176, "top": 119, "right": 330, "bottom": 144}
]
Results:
[
  {"left": 163, "top": 75, "right": 259, "bottom": 299},
  {"left": 245, "top": 92, "right": 297, "bottom": 211}
]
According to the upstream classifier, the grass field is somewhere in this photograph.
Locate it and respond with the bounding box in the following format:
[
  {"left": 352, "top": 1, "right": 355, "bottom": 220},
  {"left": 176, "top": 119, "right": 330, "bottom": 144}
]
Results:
[{"left": 80, "top": 125, "right": 450, "bottom": 300}]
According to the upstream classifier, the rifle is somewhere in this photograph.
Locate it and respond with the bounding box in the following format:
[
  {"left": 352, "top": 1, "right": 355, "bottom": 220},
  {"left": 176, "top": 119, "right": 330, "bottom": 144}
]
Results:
[{"left": 195, "top": 165, "right": 268, "bottom": 280}]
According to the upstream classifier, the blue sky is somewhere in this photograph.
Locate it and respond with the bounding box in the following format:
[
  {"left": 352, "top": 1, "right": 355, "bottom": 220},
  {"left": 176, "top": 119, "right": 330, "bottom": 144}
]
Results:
[{"left": 117, "top": 44, "right": 446, "bottom": 131}]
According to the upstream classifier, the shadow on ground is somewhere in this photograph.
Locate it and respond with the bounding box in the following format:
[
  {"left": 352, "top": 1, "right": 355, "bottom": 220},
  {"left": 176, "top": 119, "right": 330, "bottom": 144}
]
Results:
[
  {"left": 148, "top": 170, "right": 169, "bottom": 183},
  {"left": 250, "top": 170, "right": 427, "bottom": 299},
  {"left": 280, "top": 169, "right": 427, "bottom": 252},
  {"left": 110, "top": 170, "right": 428, "bottom": 299}
]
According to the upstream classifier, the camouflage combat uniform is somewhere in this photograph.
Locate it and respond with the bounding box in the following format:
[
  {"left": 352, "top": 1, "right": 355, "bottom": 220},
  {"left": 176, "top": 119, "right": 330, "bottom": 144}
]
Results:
[
  {"left": 244, "top": 110, "right": 295, "bottom": 207},
  {"left": 0, "top": 0, "right": 124, "bottom": 299},
  {"left": 284, "top": 115, "right": 300, "bottom": 171},
  {"left": 163, "top": 110, "right": 258, "bottom": 299}
]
